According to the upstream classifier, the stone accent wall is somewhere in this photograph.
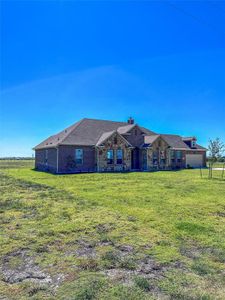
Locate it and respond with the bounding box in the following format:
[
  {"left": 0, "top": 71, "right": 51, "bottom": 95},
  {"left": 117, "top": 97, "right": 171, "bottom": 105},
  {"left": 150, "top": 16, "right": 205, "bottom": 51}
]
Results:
[
  {"left": 124, "top": 125, "right": 145, "bottom": 147},
  {"left": 145, "top": 137, "right": 170, "bottom": 170},
  {"left": 97, "top": 132, "right": 132, "bottom": 172}
]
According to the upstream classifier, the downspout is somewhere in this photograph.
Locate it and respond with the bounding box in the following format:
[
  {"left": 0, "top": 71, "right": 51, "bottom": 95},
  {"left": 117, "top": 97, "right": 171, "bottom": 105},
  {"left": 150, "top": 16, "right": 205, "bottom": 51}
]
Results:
[
  {"left": 146, "top": 148, "right": 148, "bottom": 171},
  {"left": 95, "top": 146, "right": 99, "bottom": 172},
  {"left": 94, "top": 146, "right": 98, "bottom": 172}
]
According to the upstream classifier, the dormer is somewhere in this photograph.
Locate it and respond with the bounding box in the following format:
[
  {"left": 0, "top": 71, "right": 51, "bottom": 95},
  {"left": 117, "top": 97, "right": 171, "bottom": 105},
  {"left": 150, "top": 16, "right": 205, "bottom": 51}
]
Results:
[{"left": 182, "top": 137, "right": 197, "bottom": 149}]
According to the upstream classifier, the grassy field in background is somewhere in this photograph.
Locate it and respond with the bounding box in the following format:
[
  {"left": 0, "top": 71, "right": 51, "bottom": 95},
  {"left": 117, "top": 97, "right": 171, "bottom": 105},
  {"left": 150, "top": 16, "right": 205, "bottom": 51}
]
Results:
[
  {"left": 0, "top": 159, "right": 35, "bottom": 169},
  {"left": 0, "top": 161, "right": 225, "bottom": 299},
  {"left": 207, "top": 161, "right": 225, "bottom": 169}
]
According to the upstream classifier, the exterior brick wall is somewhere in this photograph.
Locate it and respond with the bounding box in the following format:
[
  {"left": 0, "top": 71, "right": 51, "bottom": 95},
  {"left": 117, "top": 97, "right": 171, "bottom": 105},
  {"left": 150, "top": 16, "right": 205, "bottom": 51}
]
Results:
[
  {"left": 35, "top": 148, "right": 57, "bottom": 173},
  {"left": 58, "top": 145, "right": 95, "bottom": 173}
]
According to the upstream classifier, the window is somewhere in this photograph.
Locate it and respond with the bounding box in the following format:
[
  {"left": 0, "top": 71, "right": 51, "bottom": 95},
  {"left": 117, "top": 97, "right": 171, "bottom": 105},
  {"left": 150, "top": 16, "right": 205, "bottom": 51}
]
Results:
[
  {"left": 116, "top": 149, "right": 123, "bottom": 164},
  {"left": 75, "top": 149, "right": 83, "bottom": 164},
  {"left": 170, "top": 150, "right": 175, "bottom": 162},
  {"left": 134, "top": 129, "right": 138, "bottom": 136},
  {"left": 176, "top": 151, "right": 182, "bottom": 161},
  {"left": 191, "top": 140, "right": 196, "bottom": 148},
  {"left": 107, "top": 150, "right": 113, "bottom": 164}
]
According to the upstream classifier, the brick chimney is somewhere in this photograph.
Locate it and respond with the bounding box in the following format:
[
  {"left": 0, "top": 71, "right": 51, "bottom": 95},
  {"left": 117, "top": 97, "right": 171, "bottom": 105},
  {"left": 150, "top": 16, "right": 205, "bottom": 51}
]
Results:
[{"left": 127, "top": 117, "right": 134, "bottom": 124}]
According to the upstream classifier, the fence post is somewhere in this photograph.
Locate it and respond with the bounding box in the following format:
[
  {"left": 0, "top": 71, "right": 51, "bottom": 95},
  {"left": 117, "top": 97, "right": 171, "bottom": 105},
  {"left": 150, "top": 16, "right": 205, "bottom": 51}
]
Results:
[
  {"left": 200, "top": 166, "right": 202, "bottom": 178},
  {"left": 208, "top": 162, "right": 211, "bottom": 179}
]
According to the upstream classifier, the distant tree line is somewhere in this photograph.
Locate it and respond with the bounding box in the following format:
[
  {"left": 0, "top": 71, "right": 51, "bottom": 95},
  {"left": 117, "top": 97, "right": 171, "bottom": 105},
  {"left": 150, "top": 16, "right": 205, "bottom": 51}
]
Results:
[{"left": 0, "top": 157, "right": 34, "bottom": 160}]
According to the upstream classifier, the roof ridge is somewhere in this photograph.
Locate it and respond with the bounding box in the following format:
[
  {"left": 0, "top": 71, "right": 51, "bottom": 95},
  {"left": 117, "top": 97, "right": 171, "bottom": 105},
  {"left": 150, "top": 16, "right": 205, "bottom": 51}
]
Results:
[
  {"left": 161, "top": 133, "right": 181, "bottom": 137},
  {"left": 83, "top": 117, "right": 127, "bottom": 124}
]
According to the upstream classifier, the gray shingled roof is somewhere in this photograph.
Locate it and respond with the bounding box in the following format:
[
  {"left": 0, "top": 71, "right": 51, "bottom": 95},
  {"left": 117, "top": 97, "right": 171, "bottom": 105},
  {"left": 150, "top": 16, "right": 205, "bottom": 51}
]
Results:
[
  {"left": 144, "top": 135, "right": 160, "bottom": 145},
  {"left": 96, "top": 131, "right": 115, "bottom": 146},
  {"left": 117, "top": 124, "right": 136, "bottom": 134},
  {"left": 34, "top": 118, "right": 155, "bottom": 149},
  {"left": 143, "top": 134, "right": 198, "bottom": 150},
  {"left": 34, "top": 118, "right": 206, "bottom": 151},
  {"left": 34, "top": 119, "right": 84, "bottom": 149},
  {"left": 161, "top": 134, "right": 190, "bottom": 149},
  {"left": 195, "top": 144, "right": 207, "bottom": 150}
]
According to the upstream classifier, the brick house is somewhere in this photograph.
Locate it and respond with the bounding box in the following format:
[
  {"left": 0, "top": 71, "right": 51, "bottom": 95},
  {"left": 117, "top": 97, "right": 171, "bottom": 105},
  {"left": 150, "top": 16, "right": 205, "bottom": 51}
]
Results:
[{"left": 34, "top": 118, "right": 207, "bottom": 173}]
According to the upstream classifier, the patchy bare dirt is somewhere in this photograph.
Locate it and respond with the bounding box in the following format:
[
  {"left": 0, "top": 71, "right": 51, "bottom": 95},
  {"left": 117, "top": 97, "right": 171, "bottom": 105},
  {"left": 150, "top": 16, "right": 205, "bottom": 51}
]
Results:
[
  {"left": 0, "top": 249, "right": 64, "bottom": 289},
  {"left": 74, "top": 240, "right": 97, "bottom": 258}
]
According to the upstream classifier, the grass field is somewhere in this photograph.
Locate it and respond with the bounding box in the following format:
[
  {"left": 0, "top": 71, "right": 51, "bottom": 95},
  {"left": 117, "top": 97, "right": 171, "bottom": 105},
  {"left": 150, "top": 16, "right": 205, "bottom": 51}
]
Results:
[
  {"left": 207, "top": 162, "right": 225, "bottom": 169},
  {"left": 0, "top": 160, "right": 225, "bottom": 299}
]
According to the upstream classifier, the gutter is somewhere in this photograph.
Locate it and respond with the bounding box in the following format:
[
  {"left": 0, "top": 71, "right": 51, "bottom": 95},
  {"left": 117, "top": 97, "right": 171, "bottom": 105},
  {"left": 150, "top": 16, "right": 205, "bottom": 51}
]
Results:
[{"left": 172, "top": 148, "right": 207, "bottom": 151}]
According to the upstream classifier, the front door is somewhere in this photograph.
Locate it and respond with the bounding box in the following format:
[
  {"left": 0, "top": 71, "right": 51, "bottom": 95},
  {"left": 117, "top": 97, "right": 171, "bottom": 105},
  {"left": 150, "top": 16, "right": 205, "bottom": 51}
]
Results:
[{"left": 131, "top": 148, "right": 140, "bottom": 170}]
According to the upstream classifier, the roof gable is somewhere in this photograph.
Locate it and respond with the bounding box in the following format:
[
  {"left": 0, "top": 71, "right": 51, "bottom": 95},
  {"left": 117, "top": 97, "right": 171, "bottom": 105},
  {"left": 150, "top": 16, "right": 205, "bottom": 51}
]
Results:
[
  {"left": 144, "top": 135, "right": 160, "bottom": 145},
  {"left": 96, "top": 131, "right": 115, "bottom": 146},
  {"left": 96, "top": 131, "right": 132, "bottom": 147},
  {"left": 143, "top": 134, "right": 192, "bottom": 150}
]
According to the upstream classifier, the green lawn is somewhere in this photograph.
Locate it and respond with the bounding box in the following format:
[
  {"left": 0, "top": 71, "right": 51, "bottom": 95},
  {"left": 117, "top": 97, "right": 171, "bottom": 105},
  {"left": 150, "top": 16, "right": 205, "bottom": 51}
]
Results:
[{"left": 0, "top": 161, "right": 225, "bottom": 300}]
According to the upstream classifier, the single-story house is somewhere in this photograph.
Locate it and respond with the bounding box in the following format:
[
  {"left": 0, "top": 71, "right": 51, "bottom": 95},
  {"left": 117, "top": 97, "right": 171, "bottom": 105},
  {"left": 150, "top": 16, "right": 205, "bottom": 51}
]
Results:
[{"left": 33, "top": 118, "right": 207, "bottom": 173}]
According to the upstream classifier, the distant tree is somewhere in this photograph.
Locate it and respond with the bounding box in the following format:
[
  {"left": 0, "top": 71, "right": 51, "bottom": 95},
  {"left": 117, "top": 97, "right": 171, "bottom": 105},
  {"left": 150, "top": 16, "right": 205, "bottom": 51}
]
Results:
[
  {"left": 208, "top": 138, "right": 225, "bottom": 178},
  {"left": 208, "top": 138, "right": 225, "bottom": 162}
]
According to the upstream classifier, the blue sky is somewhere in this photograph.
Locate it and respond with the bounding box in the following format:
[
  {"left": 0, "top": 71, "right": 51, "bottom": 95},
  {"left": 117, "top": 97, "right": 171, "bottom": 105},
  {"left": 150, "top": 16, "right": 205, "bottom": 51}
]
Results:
[{"left": 1, "top": 0, "right": 225, "bottom": 157}]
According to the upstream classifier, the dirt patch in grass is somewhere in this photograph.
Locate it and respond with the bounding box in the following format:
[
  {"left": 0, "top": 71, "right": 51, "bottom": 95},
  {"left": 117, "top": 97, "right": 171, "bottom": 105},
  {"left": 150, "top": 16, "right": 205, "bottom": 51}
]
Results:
[
  {"left": 0, "top": 249, "right": 64, "bottom": 289},
  {"left": 75, "top": 240, "right": 97, "bottom": 258}
]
